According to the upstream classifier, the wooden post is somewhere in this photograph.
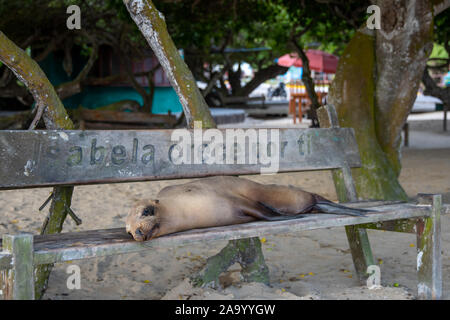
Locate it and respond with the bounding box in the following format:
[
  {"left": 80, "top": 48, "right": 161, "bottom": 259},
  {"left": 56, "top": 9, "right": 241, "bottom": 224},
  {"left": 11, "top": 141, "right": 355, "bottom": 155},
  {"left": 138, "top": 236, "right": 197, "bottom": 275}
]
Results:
[
  {"left": 317, "top": 104, "right": 375, "bottom": 283},
  {"left": 297, "top": 97, "right": 302, "bottom": 123},
  {"left": 1, "top": 234, "right": 35, "bottom": 300},
  {"left": 416, "top": 194, "right": 442, "bottom": 300},
  {"left": 289, "top": 96, "right": 294, "bottom": 115},
  {"left": 290, "top": 96, "right": 296, "bottom": 124}
]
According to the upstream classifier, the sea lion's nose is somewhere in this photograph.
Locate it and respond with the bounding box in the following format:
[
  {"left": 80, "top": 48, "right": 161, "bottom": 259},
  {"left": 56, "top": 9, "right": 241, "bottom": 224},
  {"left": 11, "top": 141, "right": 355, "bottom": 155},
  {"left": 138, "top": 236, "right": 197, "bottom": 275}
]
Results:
[{"left": 135, "top": 229, "right": 143, "bottom": 236}]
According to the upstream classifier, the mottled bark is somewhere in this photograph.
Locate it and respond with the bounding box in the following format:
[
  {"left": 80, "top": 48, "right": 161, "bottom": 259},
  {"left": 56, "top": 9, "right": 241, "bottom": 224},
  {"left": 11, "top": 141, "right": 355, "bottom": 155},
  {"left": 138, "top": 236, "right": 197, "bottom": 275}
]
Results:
[
  {"left": 373, "top": 0, "right": 434, "bottom": 175},
  {"left": 0, "top": 31, "right": 75, "bottom": 299},
  {"left": 328, "top": 30, "right": 407, "bottom": 200},
  {"left": 328, "top": 0, "right": 435, "bottom": 201}
]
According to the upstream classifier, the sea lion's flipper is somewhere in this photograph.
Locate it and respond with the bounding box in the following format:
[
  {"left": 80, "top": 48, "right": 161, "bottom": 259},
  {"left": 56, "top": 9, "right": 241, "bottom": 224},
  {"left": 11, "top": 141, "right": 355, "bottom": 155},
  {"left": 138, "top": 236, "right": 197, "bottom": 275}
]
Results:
[
  {"left": 236, "top": 197, "right": 302, "bottom": 221},
  {"left": 312, "top": 201, "right": 371, "bottom": 217}
]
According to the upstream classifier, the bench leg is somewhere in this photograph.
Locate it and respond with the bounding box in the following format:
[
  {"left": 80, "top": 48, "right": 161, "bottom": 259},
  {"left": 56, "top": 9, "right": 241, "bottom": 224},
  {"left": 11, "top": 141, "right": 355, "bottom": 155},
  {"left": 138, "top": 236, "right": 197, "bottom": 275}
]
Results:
[
  {"left": 190, "top": 237, "right": 269, "bottom": 288},
  {"left": 1, "top": 234, "right": 35, "bottom": 300},
  {"left": 416, "top": 194, "right": 442, "bottom": 300},
  {"left": 236, "top": 237, "right": 269, "bottom": 283},
  {"left": 345, "top": 226, "right": 375, "bottom": 283}
]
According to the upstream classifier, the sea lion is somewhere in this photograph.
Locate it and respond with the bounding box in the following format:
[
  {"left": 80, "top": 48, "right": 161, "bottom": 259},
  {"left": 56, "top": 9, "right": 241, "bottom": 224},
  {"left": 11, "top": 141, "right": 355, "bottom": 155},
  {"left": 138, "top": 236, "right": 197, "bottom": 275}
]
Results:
[{"left": 126, "top": 176, "right": 369, "bottom": 241}]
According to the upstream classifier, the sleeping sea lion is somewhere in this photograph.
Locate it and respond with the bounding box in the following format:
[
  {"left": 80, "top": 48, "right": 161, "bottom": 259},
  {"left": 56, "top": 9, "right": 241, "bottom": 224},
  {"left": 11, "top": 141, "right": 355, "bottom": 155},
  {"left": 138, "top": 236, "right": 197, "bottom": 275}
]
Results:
[{"left": 126, "top": 176, "right": 369, "bottom": 241}]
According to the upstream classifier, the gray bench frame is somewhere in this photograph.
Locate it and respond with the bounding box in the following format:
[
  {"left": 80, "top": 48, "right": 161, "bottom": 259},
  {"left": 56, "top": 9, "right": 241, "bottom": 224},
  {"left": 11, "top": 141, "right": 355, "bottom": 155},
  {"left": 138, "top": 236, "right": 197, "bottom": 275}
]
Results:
[{"left": 0, "top": 105, "right": 446, "bottom": 300}]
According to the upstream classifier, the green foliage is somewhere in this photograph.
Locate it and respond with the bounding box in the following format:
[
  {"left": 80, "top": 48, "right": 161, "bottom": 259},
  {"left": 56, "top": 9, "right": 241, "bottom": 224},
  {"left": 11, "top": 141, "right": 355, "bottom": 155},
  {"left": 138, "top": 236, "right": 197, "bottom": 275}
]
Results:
[
  {"left": 433, "top": 7, "right": 449, "bottom": 46},
  {"left": 149, "top": 0, "right": 369, "bottom": 95},
  {"left": 0, "top": 0, "right": 372, "bottom": 100},
  {"left": 0, "top": 0, "right": 143, "bottom": 56},
  {"left": 430, "top": 43, "right": 449, "bottom": 59}
]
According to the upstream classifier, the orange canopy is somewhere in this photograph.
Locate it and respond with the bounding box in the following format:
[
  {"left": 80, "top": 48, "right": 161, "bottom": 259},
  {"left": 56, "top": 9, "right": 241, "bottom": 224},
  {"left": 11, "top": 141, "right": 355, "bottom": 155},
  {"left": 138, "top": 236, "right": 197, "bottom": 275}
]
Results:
[{"left": 277, "top": 50, "right": 339, "bottom": 74}]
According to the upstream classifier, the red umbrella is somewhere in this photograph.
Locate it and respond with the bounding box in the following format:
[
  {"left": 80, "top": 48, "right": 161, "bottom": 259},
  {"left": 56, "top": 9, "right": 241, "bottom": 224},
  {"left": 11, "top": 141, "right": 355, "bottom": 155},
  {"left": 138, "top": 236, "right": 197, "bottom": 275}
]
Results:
[{"left": 276, "top": 50, "right": 339, "bottom": 74}]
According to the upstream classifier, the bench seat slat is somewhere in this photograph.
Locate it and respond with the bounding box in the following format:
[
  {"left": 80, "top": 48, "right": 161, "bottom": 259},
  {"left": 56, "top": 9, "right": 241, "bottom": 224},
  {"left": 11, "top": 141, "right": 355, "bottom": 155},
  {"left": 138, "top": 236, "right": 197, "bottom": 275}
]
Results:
[
  {"left": 0, "top": 128, "right": 361, "bottom": 189},
  {"left": 0, "top": 202, "right": 437, "bottom": 266}
]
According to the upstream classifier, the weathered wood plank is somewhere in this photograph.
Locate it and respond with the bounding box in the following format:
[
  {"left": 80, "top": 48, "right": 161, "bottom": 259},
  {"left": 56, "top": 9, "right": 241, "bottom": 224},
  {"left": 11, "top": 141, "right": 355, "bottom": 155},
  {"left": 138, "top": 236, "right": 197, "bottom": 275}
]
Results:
[
  {"left": 0, "top": 128, "right": 361, "bottom": 189},
  {"left": 356, "top": 219, "right": 418, "bottom": 233},
  {"left": 28, "top": 203, "right": 431, "bottom": 265},
  {"left": 0, "top": 234, "right": 34, "bottom": 300},
  {"left": 416, "top": 194, "right": 442, "bottom": 300}
]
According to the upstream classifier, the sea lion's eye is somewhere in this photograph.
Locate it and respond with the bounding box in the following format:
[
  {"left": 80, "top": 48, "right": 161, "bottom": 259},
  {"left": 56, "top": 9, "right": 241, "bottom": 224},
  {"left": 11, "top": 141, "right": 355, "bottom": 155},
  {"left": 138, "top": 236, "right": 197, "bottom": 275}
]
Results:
[{"left": 142, "top": 206, "right": 154, "bottom": 216}]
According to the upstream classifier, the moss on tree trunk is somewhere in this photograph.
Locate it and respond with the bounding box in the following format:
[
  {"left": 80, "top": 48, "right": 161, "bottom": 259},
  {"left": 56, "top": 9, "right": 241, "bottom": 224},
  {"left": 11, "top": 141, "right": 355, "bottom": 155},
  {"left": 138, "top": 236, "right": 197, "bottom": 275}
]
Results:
[
  {"left": 329, "top": 0, "right": 434, "bottom": 201},
  {"left": 190, "top": 238, "right": 269, "bottom": 288},
  {"left": 34, "top": 187, "right": 74, "bottom": 298}
]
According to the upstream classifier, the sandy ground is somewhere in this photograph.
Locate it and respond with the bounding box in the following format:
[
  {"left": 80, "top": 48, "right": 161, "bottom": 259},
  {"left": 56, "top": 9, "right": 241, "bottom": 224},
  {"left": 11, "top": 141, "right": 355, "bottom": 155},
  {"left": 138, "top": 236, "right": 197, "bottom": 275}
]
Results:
[{"left": 0, "top": 116, "right": 449, "bottom": 300}]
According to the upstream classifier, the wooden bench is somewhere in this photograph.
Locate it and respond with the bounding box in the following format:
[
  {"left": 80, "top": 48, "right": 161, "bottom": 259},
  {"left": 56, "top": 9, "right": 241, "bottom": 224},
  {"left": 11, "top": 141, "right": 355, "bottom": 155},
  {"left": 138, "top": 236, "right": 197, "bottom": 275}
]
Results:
[{"left": 0, "top": 105, "right": 446, "bottom": 300}]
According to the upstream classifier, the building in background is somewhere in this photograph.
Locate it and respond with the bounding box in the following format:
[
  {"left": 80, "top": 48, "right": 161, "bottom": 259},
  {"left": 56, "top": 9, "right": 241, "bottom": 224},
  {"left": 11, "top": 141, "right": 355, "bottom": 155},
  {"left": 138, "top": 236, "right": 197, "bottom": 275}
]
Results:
[{"left": 39, "top": 45, "right": 183, "bottom": 114}]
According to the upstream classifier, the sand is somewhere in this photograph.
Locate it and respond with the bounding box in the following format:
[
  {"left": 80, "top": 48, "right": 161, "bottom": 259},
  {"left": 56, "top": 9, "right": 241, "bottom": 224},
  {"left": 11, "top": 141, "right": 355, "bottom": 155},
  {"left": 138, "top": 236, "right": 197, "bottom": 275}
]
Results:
[{"left": 0, "top": 119, "right": 449, "bottom": 300}]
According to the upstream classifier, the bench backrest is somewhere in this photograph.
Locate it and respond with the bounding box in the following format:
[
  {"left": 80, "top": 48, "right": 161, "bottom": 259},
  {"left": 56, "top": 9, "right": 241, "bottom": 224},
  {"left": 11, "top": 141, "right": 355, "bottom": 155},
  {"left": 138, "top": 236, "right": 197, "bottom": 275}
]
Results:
[{"left": 0, "top": 125, "right": 360, "bottom": 190}]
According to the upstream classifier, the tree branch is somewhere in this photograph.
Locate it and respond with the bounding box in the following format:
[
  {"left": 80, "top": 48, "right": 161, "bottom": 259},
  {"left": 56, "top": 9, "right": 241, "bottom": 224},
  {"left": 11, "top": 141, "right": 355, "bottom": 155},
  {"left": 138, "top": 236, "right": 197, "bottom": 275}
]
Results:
[
  {"left": 235, "top": 64, "right": 288, "bottom": 97},
  {"left": 55, "top": 43, "right": 99, "bottom": 100},
  {"left": 28, "top": 102, "right": 45, "bottom": 130},
  {"left": 290, "top": 37, "right": 321, "bottom": 126},
  {"left": 0, "top": 31, "right": 73, "bottom": 129},
  {"left": 434, "top": 0, "right": 450, "bottom": 15}
]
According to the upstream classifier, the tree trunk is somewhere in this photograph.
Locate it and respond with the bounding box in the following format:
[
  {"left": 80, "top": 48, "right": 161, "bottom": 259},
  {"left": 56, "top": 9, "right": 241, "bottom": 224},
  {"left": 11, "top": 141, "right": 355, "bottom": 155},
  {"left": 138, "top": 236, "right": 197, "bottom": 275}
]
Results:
[
  {"left": 328, "top": 0, "right": 434, "bottom": 201},
  {"left": 235, "top": 64, "right": 288, "bottom": 97},
  {"left": 0, "top": 31, "right": 75, "bottom": 299},
  {"left": 123, "top": 0, "right": 269, "bottom": 287},
  {"left": 373, "top": 0, "right": 434, "bottom": 175},
  {"left": 291, "top": 40, "right": 321, "bottom": 127}
]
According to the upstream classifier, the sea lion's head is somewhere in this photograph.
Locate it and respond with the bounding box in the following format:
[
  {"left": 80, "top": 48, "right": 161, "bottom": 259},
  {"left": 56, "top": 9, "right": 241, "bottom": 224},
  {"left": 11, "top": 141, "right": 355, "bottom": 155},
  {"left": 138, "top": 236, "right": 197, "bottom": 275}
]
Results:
[{"left": 126, "top": 200, "right": 161, "bottom": 241}]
